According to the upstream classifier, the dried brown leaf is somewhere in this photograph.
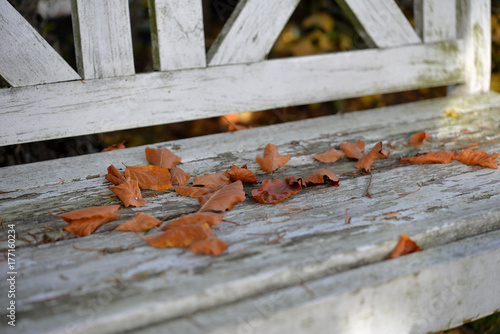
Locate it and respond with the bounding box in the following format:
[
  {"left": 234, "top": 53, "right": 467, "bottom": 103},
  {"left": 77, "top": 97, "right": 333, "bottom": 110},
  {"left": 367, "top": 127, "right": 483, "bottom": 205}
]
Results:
[
  {"left": 400, "top": 151, "right": 454, "bottom": 165},
  {"left": 115, "top": 212, "right": 162, "bottom": 231},
  {"left": 304, "top": 168, "right": 339, "bottom": 186},
  {"left": 198, "top": 181, "right": 246, "bottom": 212},
  {"left": 312, "top": 148, "right": 345, "bottom": 163},
  {"left": 252, "top": 179, "right": 302, "bottom": 204},
  {"left": 223, "top": 164, "right": 257, "bottom": 183},
  {"left": 188, "top": 236, "right": 228, "bottom": 256},
  {"left": 142, "top": 224, "right": 213, "bottom": 248},
  {"left": 452, "top": 149, "right": 499, "bottom": 169},
  {"left": 162, "top": 212, "right": 225, "bottom": 231},
  {"left": 102, "top": 142, "right": 125, "bottom": 152},
  {"left": 193, "top": 172, "right": 231, "bottom": 187},
  {"left": 105, "top": 164, "right": 126, "bottom": 185},
  {"left": 388, "top": 234, "right": 422, "bottom": 259},
  {"left": 109, "top": 178, "right": 147, "bottom": 208},
  {"left": 340, "top": 140, "right": 365, "bottom": 160},
  {"left": 174, "top": 185, "right": 221, "bottom": 198},
  {"left": 60, "top": 205, "right": 121, "bottom": 236},
  {"left": 170, "top": 166, "right": 191, "bottom": 186},
  {"left": 125, "top": 165, "right": 173, "bottom": 191},
  {"left": 355, "top": 142, "right": 388, "bottom": 171},
  {"left": 256, "top": 143, "right": 290, "bottom": 172},
  {"left": 145, "top": 146, "right": 181, "bottom": 169},
  {"left": 408, "top": 131, "right": 431, "bottom": 146}
]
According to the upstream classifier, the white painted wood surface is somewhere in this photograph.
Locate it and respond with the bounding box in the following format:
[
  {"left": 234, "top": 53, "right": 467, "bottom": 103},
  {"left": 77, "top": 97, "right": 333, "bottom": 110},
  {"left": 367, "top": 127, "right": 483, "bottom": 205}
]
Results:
[
  {"left": 1, "top": 93, "right": 499, "bottom": 333},
  {"left": 335, "top": 0, "right": 421, "bottom": 48},
  {"left": 0, "top": 41, "right": 465, "bottom": 146},
  {"left": 414, "top": 0, "right": 456, "bottom": 43},
  {"left": 148, "top": 0, "right": 206, "bottom": 71},
  {"left": 71, "top": 0, "right": 135, "bottom": 79},
  {"left": 0, "top": 0, "right": 80, "bottom": 87},
  {"left": 460, "top": 0, "right": 492, "bottom": 94},
  {"left": 207, "top": 0, "right": 300, "bottom": 66}
]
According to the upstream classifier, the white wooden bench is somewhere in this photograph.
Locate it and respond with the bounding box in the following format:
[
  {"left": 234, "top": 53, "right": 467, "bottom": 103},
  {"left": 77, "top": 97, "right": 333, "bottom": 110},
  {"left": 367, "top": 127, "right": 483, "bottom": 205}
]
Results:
[{"left": 1, "top": 0, "right": 499, "bottom": 333}]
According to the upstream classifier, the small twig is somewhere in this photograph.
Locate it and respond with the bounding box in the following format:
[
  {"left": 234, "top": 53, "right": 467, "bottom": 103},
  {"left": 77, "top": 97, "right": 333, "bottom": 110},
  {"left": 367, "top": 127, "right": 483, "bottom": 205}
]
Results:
[
  {"left": 52, "top": 178, "right": 65, "bottom": 185},
  {"left": 266, "top": 232, "right": 286, "bottom": 245},
  {"left": 26, "top": 232, "right": 37, "bottom": 242},
  {"left": 363, "top": 171, "right": 374, "bottom": 198},
  {"left": 104, "top": 197, "right": 118, "bottom": 205},
  {"left": 209, "top": 142, "right": 217, "bottom": 150},
  {"left": 222, "top": 219, "right": 241, "bottom": 226},
  {"left": 57, "top": 207, "right": 71, "bottom": 212},
  {"left": 299, "top": 282, "right": 316, "bottom": 297},
  {"left": 398, "top": 188, "right": 420, "bottom": 196},
  {"left": 0, "top": 217, "right": 4, "bottom": 231}
]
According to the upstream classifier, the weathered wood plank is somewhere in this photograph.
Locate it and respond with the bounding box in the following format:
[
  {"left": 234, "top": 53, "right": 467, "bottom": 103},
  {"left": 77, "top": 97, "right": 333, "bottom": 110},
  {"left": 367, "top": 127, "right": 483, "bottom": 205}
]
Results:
[
  {"left": 0, "top": 41, "right": 465, "bottom": 146},
  {"left": 1, "top": 93, "right": 499, "bottom": 333},
  {"left": 142, "top": 230, "right": 500, "bottom": 334},
  {"left": 148, "top": 0, "right": 206, "bottom": 71},
  {"left": 71, "top": 0, "right": 135, "bottom": 79},
  {"left": 414, "top": 0, "right": 456, "bottom": 43},
  {"left": 335, "top": 0, "right": 421, "bottom": 48},
  {"left": 207, "top": 0, "right": 300, "bottom": 66},
  {"left": 459, "top": 0, "right": 491, "bottom": 94},
  {"left": 0, "top": 0, "right": 80, "bottom": 87}
]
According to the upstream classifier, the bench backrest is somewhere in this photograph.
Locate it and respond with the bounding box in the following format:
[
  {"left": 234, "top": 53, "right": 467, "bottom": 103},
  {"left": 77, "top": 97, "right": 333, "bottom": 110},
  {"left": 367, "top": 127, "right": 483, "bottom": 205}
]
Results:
[{"left": 0, "top": 0, "right": 491, "bottom": 147}]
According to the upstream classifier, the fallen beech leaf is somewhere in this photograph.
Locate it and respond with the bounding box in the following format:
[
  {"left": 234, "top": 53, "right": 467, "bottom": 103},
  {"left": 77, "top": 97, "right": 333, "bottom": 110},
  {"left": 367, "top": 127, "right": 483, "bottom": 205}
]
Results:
[
  {"left": 142, "top": 224, "right": 213, "bottom": 248},
  {"left": 252, "top": 179, "right": 302, "bottom": 204},
  {"left": 162, "top": 212, "right": 225, "bottom": 231},
  {"left": 256, "top": 143, "right": 290, "bottom": 172},
  {"left": 312, "top": 148, "right": 345, "bottom": 163},
  {"left": 340, "top": 140, "right": 365, "bottom": 160},
  {"left": 60, "top": 205, "right": 121, "bottom": 236},
  {"left": 102, "top": 142, "right": 125, "bottom": 152},
  {"left": 125, "top": 165, "right": 173, "bottom": 191},
  {"left": 115, "top": 212, "right": 162, "bottom": 231},
  {"left": 408, "top": 131, "right": 431, "bottom": 146},
  {"left": 223, "top": 164, "right": 257, "bottom": 183},
  {"left": 400, "top": 151, "right": 454, "bottom": 164},
  {"left": 109, "top": 178, "right": 147, "bottom": 208},
  {"left": 170, "top": 166, "right": 191, "bottom": 186},
  {"left": 388, "top": 234, "right": 422, "bottom": 259},
  {"left": 145, "top": 146, "right": 181, "bottom": 169},
  {"left": 452, "top": 149, "right": 499, "bottom": 169},
  {"left": 198, "top": 180, "right": 246, "bottom": 212},
  {"left": 174, "top": 185, "right": 220, "bottom": 198},
  {"left": 304, "top": 168, "right": 339, "bottom": 186},
  {"left": 193, "top": 172, "right": 231, "bottom": 187},
  {"left": 188, "top": 236, "right": 228, "bottom": 256},
  {"left": 355, "top": 142, "right": 388, "bottom": 171},
  {"left": 284, "top": 175, "right": 306, "bottom": 188},
  {"left": 105, "top": 164, "right": 126, "bottom": 185}
]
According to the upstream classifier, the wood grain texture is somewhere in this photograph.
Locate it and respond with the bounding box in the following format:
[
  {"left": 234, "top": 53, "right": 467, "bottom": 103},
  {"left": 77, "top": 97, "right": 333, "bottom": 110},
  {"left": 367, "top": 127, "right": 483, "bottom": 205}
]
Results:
[
  {"left": 1, "top": 93, "right": 499, "bottom": 333},
  {"left": 71, "top": 0, "right": 135, "bottom": 79},
  {"left": 336, "top": 0, "right": 421, "bottom": 48},
  {"left": 414, "top": 0, "right": 456, "bottom": 43},
  {"left": 207, "top": 0, "right": 300, "bottom": 66},
  {"left": 460, "top": 0, "right": 491, "bottom": 94},
  {"left": 0, "top": 0, "right": 80, "bottom": 87},
  {"left": 0, "top": 41, "right": 465, "bottom": 146},
  {"left": 148, "top": 0, "right": 206, "bottom": 71}
]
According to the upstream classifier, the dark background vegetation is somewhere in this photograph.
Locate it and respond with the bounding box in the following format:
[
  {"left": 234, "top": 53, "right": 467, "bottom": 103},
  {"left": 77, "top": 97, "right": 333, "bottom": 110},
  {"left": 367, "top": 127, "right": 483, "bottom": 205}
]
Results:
[{"left": 2, "top": 1, "right": 500, "bottom": 331}]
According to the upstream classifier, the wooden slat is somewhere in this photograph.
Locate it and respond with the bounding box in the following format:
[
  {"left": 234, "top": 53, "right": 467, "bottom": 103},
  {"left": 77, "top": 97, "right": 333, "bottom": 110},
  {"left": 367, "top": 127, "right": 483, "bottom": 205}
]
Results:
[
  {"left": 207, "top": 0, "right": 300, "bottom": 66},
  {"left": 459, "top": 0, "right": 491, "bottom": 94},
  {"left": 148, "top": 0, "right": 206, "bottom": 71},
  {"left": 0, "top": 41, "right": 465, "bottom": 146},
  {"left": 1, "top": 93, "right": 500, "bottom": 333},
  {"left": 71, "top": 0, "right": 135, "bottom": 79},
  {"left": 414, "top": 0, "right": 456, "bottom": 43},
  {"left": 336, "top": 0, "right": 421, "bottom": 48},
  {"left": 0, "top": 0, "right": 80, "bottom": 87}
]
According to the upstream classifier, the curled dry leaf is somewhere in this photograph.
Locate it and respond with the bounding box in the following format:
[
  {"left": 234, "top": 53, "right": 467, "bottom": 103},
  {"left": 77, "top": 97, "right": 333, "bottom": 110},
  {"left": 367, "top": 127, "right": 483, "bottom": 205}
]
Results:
[
  {"left": 109, "top": 178, "right": 147, "bottom": 208},
  {"left": 188, "top": 236, "right": 228, "bottom": 256},
  {"left": 162, "top": 212, "right": 225, "bottom": 231},
  {"left": 304, "top": 168, "right": 339, "bottom": 186},
  {"left": 193, "top": 172, "right": 231, "bottom": 188},
  {"left": 105, "top": 164, "right": 126, "bottom": 185},
  {"left": 102, "top": 142, "right": 125, "bottom": 152},
  {"left": 115, "top": 212, "right": 162, "bottom": 232},
  {"left": 452, "top": 149, "right": 499, "bottom": 169},
  {"left": 59, "top": 205, "right": 121, "bottom": 236},
  {"left": 174, "top": 185, "right": 220, "bottom": 198},
  {"left": 256, "top": 143, "right": 290, "bottom": 172},
  {"left": 312, "top": 148, "right": 345, "bottom": 163},
  {"left": 400, "top": 151, "right": 454, "bottom": 165},
  {"left": 355, "top": 142, "right": 388, "bottom": 171},
  {"left": 284, "top": 175, "right": 306, "bottom": 188},
  {"left": 145, "top": 146, "right": 181, "bottom": 169},
  {"left": 142, "top": 224, "right": 213, "bottom": 248},
  {"left": 340, "top": 140, "right": 365, "bottom": 160},
  {"left": 388, "top": 234, "right": 422, "bottom": 259},
  {"left": 170, "top": 166, "right": 191, "bottom": 186},
  {"left": 223, "top": 164, "right": 257, "bottom": 183},
  {"left": 198, "top": 180, "right": 246, "bottom": 212},
  {"left": 252, "top": 179, "right": 302, "bottom": 204},
  {"left": 125, "top": 165, "right": 173, "bottom": 191},
  {"left": 408, "top": 131, "right": 431, "bottom": 146}
]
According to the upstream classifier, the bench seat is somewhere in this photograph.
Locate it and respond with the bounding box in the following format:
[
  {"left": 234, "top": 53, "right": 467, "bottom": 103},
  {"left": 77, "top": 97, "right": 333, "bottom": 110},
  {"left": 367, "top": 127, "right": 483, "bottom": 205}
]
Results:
[{"left": 1, "top": 92, "right": 500, "bottom": 333}]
